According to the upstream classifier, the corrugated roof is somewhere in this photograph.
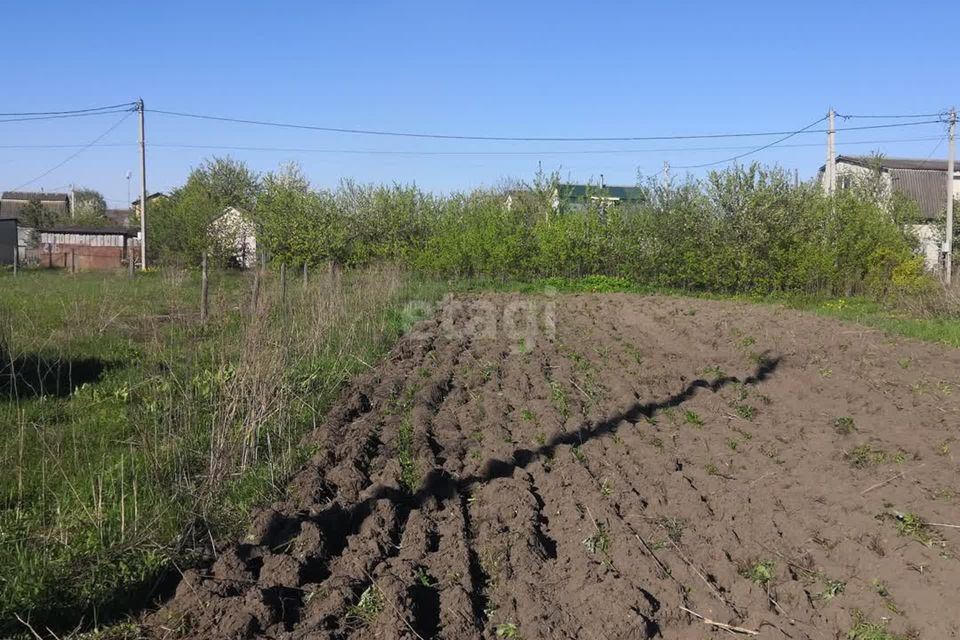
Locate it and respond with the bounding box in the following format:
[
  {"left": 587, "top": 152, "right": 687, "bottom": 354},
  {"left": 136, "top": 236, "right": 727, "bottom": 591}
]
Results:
[
  {"left": 837, "top": 156, "right": 958, "bottom": 172},
  {"left": 889, "top": 169, "right": 949, "bottom": 221}
]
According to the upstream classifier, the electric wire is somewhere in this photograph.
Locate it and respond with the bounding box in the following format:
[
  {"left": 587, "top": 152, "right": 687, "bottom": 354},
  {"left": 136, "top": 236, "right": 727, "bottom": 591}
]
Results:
[
  {"left": 0, "top": 102, "right": 137, "bottom": 117},
  {"left": 146, "top": 108, "right": 943, "bottom": 142},
  {"left": 12, "top": 112, "right": 134, "bottom": 191},
  {"left": 672, "top": 116, "right": 828, "bottom": 169},
  {"left": 0, "top": 108, "right": 136, "bottom": 124}
]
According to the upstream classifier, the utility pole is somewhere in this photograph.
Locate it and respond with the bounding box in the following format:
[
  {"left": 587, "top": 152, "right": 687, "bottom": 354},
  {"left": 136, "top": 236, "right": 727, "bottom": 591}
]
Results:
[
  {"left": 945, "top": 108, "right": 956, "bottom": 286},
  {"left": 826, "top": 108, "right": 836, "bottom": 194},
  {"left": 662, "top": 160, "right": 670, "bottom": 187},
  {"left": 137, "top": 98, "right": 148, "bottom": 271}
]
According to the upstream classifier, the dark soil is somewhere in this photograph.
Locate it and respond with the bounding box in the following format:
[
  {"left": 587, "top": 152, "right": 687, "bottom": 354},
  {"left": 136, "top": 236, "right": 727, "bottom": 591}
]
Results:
[{"left": 147, "top": 293, "right": 960, "bottom": 639}]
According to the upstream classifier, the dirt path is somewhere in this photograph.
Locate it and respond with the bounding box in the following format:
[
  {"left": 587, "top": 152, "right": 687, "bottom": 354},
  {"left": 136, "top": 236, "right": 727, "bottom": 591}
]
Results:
[{"left": 148, "top": 293, "right": 960, "bottom": 639}]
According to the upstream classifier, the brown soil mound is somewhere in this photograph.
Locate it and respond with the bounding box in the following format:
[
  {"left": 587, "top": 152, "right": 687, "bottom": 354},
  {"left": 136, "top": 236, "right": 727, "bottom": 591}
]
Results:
[{"left": 147, "top": 294, "right": 960, "bottom": 639}]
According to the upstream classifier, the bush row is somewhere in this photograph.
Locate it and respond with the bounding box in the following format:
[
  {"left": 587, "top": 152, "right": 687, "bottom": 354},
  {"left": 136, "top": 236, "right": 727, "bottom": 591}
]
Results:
[{"left": 147, "top": 159, "right": 932, "bottom": 296}]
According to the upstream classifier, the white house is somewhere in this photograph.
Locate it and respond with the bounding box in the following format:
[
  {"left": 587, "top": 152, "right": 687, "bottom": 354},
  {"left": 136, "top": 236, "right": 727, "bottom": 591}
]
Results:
[
  {"left": 822, "top": 156, "right": 960, "bottom": 271},
  {"left": 209, "top": 206, "right": 257, "bottom": 268}
]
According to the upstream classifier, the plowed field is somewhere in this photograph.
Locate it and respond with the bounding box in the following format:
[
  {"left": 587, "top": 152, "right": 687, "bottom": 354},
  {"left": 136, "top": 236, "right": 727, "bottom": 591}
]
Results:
[{"left": 148, "top": 293, "right": 960, "bottom": 639}]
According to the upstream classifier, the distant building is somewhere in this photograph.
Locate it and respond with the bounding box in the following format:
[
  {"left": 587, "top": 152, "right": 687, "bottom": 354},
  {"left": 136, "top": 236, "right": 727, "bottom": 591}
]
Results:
[
  {"left": 553, "top": 183, "right": 645, "bottom": 211},
  {"left": 0, "top": 217, "right": 36, "bottom": 265},
  {"left": 209, "top": 207, "right": 257, "bottom": 268},
  {"left": 0, "top": 191, "right": 71, "bottom": 220},
  {"left": 821, "top": 156, "right": 960, "bottom": 270},
  {"left": 131, "top": 192, "right": 166, "bottom": 217},
  {"left": 38, "top": 226, "right": 139, "bottom": 271},
  {"left": 105, "top": 208, "right": 134, "bottom": 227},
  {"left": 506, "top": 181, "right": 645, "bottom": 215}
]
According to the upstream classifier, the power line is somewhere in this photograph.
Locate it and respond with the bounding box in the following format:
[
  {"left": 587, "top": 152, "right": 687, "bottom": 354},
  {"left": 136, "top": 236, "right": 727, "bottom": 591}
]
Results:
[
  {"left": 12, "top": 112, "right": 134, "bottom": 191},
  {"left": 925, "top": 135, "right": 947, "bottom": 159},
  {"left": 0, "top": 108, "right": 136, "bottom": 124},
  {"left": 136, "top": 135, "right": 943, "bottom": 155},
  {"left": 673, "top": 116, "right": 828, "bottom": 169},
  {"left": 837, "top": 112, "right": 947, "bottom": 119},
  {"left": 147, "top": 107, "right": 944, "bottom": 142},
  {"left": 0, "top": 135, "right": 944, "bottom": 156},
  {"left": 0, "top": 102, "right": 137, "bottom": 117}
]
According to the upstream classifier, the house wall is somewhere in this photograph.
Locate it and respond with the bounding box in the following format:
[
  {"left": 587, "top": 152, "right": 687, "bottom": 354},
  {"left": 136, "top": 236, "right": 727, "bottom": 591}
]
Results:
[
  {"left": 826, "top": 161, "right": 960, "bottom": 273},
  {"left": 910, "top": 224, "right": 942, "bottom": 271},
  {"left": 210, "top": 208, "right": 257, "bottom": 268}
]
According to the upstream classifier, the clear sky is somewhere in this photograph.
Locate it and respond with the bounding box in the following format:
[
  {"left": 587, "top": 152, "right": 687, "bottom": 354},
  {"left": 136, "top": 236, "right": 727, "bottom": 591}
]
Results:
[{"left": 1, "top": 0, "right": 955, "bottom": 205}]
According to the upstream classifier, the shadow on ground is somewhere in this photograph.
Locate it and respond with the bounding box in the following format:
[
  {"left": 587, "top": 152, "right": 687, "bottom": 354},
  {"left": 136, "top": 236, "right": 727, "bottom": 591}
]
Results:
[{"left": 0, "top": 350, "right": 113, "bottom": 400}]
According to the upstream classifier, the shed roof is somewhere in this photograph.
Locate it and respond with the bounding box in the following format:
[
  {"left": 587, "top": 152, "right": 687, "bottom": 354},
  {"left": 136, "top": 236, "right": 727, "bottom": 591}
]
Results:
[
  {"left": 836, "top": 156, "right": 959, "bottom": 173},
  {"left": 38, "top": 226, "right": 138, "bottom": 236}
]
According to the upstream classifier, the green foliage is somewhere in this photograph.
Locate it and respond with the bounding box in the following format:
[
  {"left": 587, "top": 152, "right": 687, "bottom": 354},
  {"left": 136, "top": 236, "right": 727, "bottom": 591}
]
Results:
[
  {"left": 347, "top": 585, "right": 384, "bottom": 626},
  {"left": 742, "top": 559, "right": 775, "bottom": 586},
  {"left": 19, "top": 198, "right": 58, "bottom": 228},
  {"left": 847, "top": 612, "right": 907, "bottom": 640},
  {"left": 145, "top": 157, "right": 932, "bottom": 301},
  {"left": 146, "top": 156, "right": 260, "bottom": 265},
  {"left": 73, "top": 187, "right": 108, "bottom": 221}
]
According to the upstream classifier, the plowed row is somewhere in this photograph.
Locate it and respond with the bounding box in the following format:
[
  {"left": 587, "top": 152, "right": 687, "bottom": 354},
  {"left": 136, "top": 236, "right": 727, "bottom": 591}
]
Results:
[{"left": 148, "top": 293, "right": 960, "bottom": 639}]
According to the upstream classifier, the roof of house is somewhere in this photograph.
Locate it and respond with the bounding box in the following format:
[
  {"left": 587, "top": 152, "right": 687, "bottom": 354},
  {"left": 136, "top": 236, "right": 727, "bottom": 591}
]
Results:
[
  {"left": 557, "top": 183, "right": 645, "bottom": 201},
  {"left": 38, "top": 226, "right": 138, "bottom": 236},
  {"left": 888, "top": 169, "right": 949, "bottom": 220},
  {"left": 1, "top": 191, "right": 70, "bottom": 202},
  {"left": 836, "top": 156, "right": 958, "bottom": 172},
  {"left": 131, "top": 192, "right": 165, "bottom": 206},
  {"left": 831, "top": 156, "right": 958, "bottom": 221}
]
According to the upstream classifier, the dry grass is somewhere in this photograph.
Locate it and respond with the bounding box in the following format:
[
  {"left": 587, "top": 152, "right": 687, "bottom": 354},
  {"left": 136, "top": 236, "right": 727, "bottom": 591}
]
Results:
[{"left": 0, "top": 264, "right": 441, "bottom": 635}]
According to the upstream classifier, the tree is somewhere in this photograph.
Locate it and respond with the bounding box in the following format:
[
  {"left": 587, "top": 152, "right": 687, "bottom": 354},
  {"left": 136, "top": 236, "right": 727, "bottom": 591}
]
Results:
[
  {"left": 72, "top": 188, "right": 109, "bottom": 227},
  {"left": 19, "top": 198, "right": 58, "bottom": 228},
  {"left": 145, "top": 156, "right": 261, "bottom": 264}
]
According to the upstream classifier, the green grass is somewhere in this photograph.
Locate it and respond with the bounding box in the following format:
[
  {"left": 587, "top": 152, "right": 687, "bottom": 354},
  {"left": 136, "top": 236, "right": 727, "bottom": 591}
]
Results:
[
  {"left": 847, "top": 612, "right": 907, "bottom": 640},
  {"left": 0, "top": 266, "right": 446, "bottom": 635}
]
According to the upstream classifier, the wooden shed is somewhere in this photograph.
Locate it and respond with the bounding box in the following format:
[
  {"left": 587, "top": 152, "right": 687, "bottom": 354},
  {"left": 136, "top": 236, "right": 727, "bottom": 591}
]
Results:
[{"left": 38, "top": 226, "right": 140, "bottom": 271}]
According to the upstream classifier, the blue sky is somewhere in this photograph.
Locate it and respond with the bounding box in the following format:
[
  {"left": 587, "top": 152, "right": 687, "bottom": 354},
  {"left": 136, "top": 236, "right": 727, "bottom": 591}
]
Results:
[{"left": 1, "top": 1, "right": 954, "bottom": 205}]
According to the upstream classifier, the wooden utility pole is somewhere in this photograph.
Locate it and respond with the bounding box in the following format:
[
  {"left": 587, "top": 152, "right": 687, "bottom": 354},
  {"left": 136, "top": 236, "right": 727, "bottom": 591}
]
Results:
[
  {"left": 137, "top": 98, "right": 148, "bottom": 271},
  {"left": 826, "top": 108, "right": 836, "bottom": 194},
  {"left": 946, "top": 108, "right": 957, "bottom": 286},
  {"left": 200, "top": 252, "right": 209, "bottom": 323},
  {"left": 302, "top": 263, "right": 308, "bottom": 287}
]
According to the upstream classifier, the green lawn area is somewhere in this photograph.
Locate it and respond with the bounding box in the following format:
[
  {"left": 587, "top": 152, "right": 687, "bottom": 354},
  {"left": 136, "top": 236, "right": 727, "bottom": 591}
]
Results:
[{"left": 0, "top": 267, "right": 444, "bottom": 636}]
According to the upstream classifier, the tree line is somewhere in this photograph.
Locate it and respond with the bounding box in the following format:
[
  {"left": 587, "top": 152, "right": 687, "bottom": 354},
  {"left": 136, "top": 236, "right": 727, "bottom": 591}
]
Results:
[{"left": 144, "top": 157, "right": 934, "bottom": 297}]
